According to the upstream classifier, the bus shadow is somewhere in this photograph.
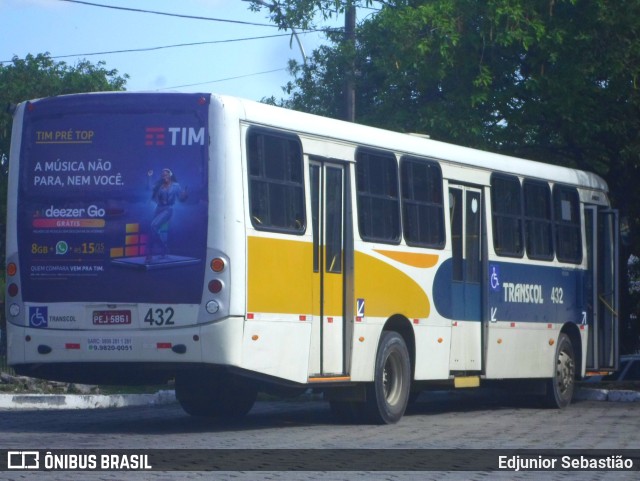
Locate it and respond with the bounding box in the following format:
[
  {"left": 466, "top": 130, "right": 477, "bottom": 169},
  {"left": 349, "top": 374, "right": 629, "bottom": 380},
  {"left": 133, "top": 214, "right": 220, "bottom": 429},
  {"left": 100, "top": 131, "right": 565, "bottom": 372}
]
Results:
[
  {"left": 0, "top": 387, "right": 570, "bottom": 436},
  {"left": 406, "top": 387, "right": 548, "bottom": 415}
]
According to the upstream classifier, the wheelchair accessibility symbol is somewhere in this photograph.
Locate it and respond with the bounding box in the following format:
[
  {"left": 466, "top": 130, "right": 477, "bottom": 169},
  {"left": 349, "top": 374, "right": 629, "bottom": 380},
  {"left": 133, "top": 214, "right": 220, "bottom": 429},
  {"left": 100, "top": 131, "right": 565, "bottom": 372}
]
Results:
[
  {"left": 490, "top": 265, "right": 500, "bottom": 291},
  {"left": 29, "top": 307, "right": 48, "bottom": 328}
]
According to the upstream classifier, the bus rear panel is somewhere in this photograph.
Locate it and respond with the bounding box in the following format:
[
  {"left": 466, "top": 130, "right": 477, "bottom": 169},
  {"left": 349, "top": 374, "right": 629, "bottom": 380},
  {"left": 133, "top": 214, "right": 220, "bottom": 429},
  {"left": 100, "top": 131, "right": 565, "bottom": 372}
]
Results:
[{"left": 5, "top": 93, "right": 229, "bottom": 383}]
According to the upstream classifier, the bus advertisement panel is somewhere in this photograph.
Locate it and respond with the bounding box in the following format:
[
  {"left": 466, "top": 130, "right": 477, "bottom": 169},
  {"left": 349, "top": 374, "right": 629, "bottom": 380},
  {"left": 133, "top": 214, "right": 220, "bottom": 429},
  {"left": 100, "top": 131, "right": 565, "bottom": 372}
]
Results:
[{"left": 16, "top": 93, "right": 209, "bottom": 305}]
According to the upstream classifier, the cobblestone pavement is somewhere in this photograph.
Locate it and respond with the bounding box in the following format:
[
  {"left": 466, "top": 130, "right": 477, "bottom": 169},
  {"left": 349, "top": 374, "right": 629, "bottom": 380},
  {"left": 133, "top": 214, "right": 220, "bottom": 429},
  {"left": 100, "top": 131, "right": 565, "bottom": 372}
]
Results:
[{"left": 1, "top": 389, "right": 638, "bottom": 481}]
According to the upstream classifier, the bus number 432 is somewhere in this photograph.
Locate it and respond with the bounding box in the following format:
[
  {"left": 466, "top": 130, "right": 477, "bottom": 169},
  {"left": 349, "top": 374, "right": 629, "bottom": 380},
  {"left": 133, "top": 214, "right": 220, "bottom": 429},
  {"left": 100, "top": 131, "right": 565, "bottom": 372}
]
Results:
[
  {"left": 551, "top": 287, "right": 564, "bottom": 304},
  {"left": 144, "top": 307, "right": 175, "bottom": 326}
]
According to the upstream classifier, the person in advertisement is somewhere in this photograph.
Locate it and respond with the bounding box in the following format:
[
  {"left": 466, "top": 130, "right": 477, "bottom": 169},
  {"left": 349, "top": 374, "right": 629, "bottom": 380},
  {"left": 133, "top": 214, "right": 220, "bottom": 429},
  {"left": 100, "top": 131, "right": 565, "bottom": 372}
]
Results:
[{"left": 146, "top": 167, "right": 188, "bottom": 262}]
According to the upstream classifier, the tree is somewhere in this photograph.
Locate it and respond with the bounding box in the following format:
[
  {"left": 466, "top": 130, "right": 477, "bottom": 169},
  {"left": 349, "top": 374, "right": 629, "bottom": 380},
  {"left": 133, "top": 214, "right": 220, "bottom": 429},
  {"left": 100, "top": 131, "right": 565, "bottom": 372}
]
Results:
[
  {"left": 0, "top": 53, "right": 127, "bottom": 280},
  {"left": 247, "top": 0, "right": 370, "bottom": 120},
  {"left": 246, "top": 0, "right": 373, "bottom": 30},
  {"left": 0, "top": 53, "right": 128, "bottom": 167},
  {"left": 0, "top": 53, "right": 128, "bottom": 210},
  {"left": 280, "top": 1, "right": 640, "bottom": 172},
  {"left": 0, "top": 53, "right": 127, "bottom": 347},
  {"left": 257, "top": 0, "right": 640, "bottom": 351}
]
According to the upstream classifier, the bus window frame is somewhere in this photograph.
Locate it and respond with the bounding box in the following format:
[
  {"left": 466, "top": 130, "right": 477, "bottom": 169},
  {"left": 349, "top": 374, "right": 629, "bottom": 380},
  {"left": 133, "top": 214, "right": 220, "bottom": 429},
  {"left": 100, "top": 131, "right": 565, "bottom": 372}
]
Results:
[
  {"left": 354, "top": 147, "right": 402, "bottom": 245},
  {"left": 553, "top": 183, "right": 583, "bottom": 264},
  {"left": 246, "top": 126, "right": 306, "bottom": 235},
  {"left": 399, "top": 155, "right": 446, "bottom": 250},
  {"left": 490, "top": 173, "right": 525, "bottom": 258},
  {"left": 523, "top": 179, "right": 554, "bottom": 261}
]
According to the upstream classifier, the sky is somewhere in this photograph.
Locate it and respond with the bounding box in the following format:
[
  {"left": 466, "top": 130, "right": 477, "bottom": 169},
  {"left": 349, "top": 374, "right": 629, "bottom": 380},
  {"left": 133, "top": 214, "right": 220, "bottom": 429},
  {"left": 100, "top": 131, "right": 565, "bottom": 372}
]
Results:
[{"left": 0, "top": 0, "right": 346, "bottom": 102}]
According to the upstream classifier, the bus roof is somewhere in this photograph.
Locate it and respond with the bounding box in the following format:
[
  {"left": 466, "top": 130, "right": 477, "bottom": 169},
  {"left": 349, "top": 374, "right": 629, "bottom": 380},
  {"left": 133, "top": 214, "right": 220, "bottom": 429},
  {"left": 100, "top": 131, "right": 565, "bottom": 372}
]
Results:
[{"left": 220, "top": 94, "right": 608, "bottom": 193}]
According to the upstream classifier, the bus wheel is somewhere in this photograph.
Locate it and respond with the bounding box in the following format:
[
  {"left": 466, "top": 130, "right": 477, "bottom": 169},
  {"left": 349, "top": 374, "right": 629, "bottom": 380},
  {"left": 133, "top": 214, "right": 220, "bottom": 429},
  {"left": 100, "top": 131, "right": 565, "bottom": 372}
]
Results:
[
  {"left": 365, "top": 331, "right": 411, "bottom": 424},
  {"left": 176, "top": 371, "right": 257, "bottom": 419},
  {"left": 543, "top": 333, "right": 575, "bottom": 408}
]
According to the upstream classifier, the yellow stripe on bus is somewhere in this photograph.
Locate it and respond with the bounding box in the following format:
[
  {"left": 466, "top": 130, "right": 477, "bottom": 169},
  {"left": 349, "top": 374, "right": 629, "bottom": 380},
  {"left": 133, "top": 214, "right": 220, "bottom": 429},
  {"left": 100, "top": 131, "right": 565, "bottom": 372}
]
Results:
[
  {"left": 355, "top": 250, "right": 430, "bottom": 319},
  {"left": 247, "top": 236, "right": 431, "bottom": 320},
  {"left": 247, "top": 236, "right": 313, "bottom": 315}
]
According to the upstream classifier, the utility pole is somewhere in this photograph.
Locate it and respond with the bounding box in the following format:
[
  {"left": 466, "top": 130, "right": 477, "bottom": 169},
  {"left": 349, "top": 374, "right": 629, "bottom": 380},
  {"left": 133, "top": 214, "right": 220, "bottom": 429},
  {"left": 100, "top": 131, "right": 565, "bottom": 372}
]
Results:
[{"left": 344, "top": 4, "right": 356, "bottom": 122}]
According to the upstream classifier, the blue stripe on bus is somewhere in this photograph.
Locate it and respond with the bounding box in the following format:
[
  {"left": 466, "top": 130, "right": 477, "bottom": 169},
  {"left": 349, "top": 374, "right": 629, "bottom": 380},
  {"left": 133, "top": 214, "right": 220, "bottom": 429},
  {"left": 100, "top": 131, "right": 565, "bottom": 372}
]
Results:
[{"left": 433, "top": 259, "right": 586, "bottom": 324}]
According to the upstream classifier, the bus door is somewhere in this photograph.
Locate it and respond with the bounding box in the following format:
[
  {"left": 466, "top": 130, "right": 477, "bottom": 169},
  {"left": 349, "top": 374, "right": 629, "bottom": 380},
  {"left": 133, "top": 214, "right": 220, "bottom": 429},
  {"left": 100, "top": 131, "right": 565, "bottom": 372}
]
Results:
[
  {"left": 448, "top": 185, "right": 483, "bottom": 372},
  {"left": 584, "top": 206, "right": 619, "bottom": 372},
  {"left": 309, "top": 159, "right": 353, "bottom": 377}
]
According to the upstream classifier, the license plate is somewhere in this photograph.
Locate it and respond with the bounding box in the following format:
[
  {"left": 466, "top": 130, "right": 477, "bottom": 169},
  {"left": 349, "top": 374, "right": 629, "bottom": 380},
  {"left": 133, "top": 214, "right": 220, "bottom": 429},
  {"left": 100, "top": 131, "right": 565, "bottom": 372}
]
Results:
[{"left": 92, "top": 310, "right": 131, "bottom": 325}]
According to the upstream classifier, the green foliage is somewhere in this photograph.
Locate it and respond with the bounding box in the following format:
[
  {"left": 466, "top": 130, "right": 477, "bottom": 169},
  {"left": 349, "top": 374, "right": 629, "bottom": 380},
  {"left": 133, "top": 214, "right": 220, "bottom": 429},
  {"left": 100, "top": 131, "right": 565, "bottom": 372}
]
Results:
[
  {"left": 247, "top": 0, "right": 373, "bottom": 30},
  {"left": 258, "top": 0, "right": 640, "bottom": 348},
  {"left": 0, "top": 53, "right": 127, "bottom": 269},
  {"left": 274, "top": 0, "right": 640, "bottom": 236},
  {"left": 0, "top": 53, "right": 128, "bottom": 166}
]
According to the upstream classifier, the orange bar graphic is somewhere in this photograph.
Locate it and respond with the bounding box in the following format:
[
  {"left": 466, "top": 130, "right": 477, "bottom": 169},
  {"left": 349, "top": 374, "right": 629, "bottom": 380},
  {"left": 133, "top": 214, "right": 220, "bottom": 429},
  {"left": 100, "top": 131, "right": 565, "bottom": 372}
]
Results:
[{"left": 373, "top": 249, "right": 439, "bottom": 268}]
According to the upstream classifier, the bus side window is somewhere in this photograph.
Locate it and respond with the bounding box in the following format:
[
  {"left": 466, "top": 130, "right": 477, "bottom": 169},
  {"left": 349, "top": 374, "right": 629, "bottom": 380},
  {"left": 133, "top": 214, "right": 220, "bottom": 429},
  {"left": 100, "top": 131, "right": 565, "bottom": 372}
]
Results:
[
  {"left": 247, "top": 128, "right": 306, "bottom": 234},
  {"left": 490, "top": 174, "right": 524, "bottom": 257},
  {"left": 449, "top": 188, "right": 463, "bottom": 281},
  {"left": 523, "top": 180, "right": 554, "bottom": 260},
  {"left": 400, "top": 156, "right": 445, "bottom": 249},
  {"left": 553, "top": 185, "right": 582, "bottom": 263},
  {"left": 355, "top": 148, "right": 401, "bottom": 244}
]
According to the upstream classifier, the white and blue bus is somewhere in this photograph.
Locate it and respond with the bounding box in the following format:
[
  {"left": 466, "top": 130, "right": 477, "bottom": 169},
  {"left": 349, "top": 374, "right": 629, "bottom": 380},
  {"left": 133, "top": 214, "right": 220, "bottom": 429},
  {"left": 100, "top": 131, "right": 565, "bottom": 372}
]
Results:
[{"left": 5, "top": 92, "right": 619, "bottom": 423}]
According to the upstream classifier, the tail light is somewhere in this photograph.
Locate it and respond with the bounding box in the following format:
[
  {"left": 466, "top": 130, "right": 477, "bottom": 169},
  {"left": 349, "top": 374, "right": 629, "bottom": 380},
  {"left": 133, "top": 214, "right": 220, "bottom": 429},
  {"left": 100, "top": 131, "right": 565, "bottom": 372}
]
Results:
[
  {"left": 208, "top": 279, "right": 223, "bottom": 294},
  {"left": 7, "top": 262, "right": 18, "bottom": 297},
  {"left": 210, "top": 257, "right": 225, "bottom": 272}
]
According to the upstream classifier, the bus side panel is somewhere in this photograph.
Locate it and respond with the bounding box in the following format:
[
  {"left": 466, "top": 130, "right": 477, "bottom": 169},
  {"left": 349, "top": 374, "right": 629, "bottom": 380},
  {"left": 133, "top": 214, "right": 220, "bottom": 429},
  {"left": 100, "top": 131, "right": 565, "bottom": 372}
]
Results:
[
  {"left": 5, "top": 105, "right": 23, "bottom": 271},
  {"left": 198, "top": 316, "right": 246, "bottom": 367},
  {"left": 242, "top": 235, "right": 313, "bottom": 383},
  {"left": 483, "top": 262, "right": 585, "bottom": 378},
  {"left": 484, "top": 323, "right": 559, "bottom": 378},
  {"left": 210, "top": 96, "right": 247, "bottom": 318},
  {"left": 412, "top": 323, "right": 451, "bottom": 380},
  {"left": 349, "top": 246, "right": 451, "bottom": 382},
  {"left": 241, "top": 320, "right": 312, "bottom": 383},
  {"left": 350, "top": 323, "right": 380, "bottom": 381}
]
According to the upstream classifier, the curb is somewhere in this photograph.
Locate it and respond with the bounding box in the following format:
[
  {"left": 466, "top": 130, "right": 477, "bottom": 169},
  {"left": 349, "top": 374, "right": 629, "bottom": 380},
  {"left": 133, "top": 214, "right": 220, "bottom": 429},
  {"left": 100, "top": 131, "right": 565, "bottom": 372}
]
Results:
[
  {"left": 0, "top": 389, "right": 176, "bottom": 410},
  {"left": 1, "top": 388, "right": 638, "bottom": 410},
  {"left": 574, "top": 387, "right": 640, "bottom": 403}
]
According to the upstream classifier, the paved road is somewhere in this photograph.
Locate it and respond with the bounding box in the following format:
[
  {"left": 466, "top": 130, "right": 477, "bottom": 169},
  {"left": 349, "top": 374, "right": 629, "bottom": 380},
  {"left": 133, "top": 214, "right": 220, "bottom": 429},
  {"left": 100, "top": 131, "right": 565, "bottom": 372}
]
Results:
[{"left": 1, "top": 388, "right": 638, "bottom": 480}]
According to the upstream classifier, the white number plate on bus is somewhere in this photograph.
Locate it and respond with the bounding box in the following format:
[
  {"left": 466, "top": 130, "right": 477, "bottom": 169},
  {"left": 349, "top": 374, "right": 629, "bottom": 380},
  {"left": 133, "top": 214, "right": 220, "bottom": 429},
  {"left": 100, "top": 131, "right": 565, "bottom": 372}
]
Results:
[{"left": 92, "top": 310, "right": 131, "bottom": 325}]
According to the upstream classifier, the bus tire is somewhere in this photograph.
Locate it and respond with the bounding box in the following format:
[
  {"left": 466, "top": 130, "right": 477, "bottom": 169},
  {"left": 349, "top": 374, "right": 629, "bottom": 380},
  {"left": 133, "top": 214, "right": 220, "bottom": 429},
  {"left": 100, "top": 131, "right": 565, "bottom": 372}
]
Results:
[
  {"left": 176, "top": 371, "right": 257, "bottom": 419},
  {"left": 365, "top": 331, "right": 411, "bottom": 424},
  {"left": 543, "top": 333, "right": 575, "bottom": 408}
]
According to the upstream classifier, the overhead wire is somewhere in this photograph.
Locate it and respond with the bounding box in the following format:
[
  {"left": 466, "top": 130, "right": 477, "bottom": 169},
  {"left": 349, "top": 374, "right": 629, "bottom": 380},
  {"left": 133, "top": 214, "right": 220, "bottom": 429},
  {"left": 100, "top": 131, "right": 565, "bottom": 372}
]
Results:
[
  {"left": 57, "top": 0, "right": 280, "bottom": 27},
  {"left": 157, "top": 68, "right": 287, "bottom": 90},
  {"left": 45, "top": 0, "right": 335, "bottom": 63},
  {"left": 0, "top": 33, "right": 302, "bottom": 63},
  {"left": 6, "top": 0, "right": 348, "bottom": 89}
]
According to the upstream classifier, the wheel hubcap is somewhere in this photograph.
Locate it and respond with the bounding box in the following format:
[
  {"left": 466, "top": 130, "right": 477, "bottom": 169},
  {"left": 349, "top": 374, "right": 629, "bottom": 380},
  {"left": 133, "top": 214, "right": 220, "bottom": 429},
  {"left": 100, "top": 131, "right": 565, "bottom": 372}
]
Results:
[
  {"left": 556, "top": 349, "right": 575, "bottom": 395},
  {"left": 383, "top": 352, "right": 403, "bottom": 406}
]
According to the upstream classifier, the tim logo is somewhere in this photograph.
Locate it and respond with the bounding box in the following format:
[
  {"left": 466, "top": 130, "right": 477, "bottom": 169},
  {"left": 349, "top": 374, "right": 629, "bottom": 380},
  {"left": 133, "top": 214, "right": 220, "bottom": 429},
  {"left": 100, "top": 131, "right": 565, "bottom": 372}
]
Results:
[
  {"left": 29, "top": 306, "right": 48, "bottom": 328},
  {"left": 7, "top": 451, "right": 40, "bottom": 469},
  {"left": 145, "top": 127, "right": 166, "bottom": 146},
  {"left": 145, "top": 127, "right": 205, "bottom": 146}
]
